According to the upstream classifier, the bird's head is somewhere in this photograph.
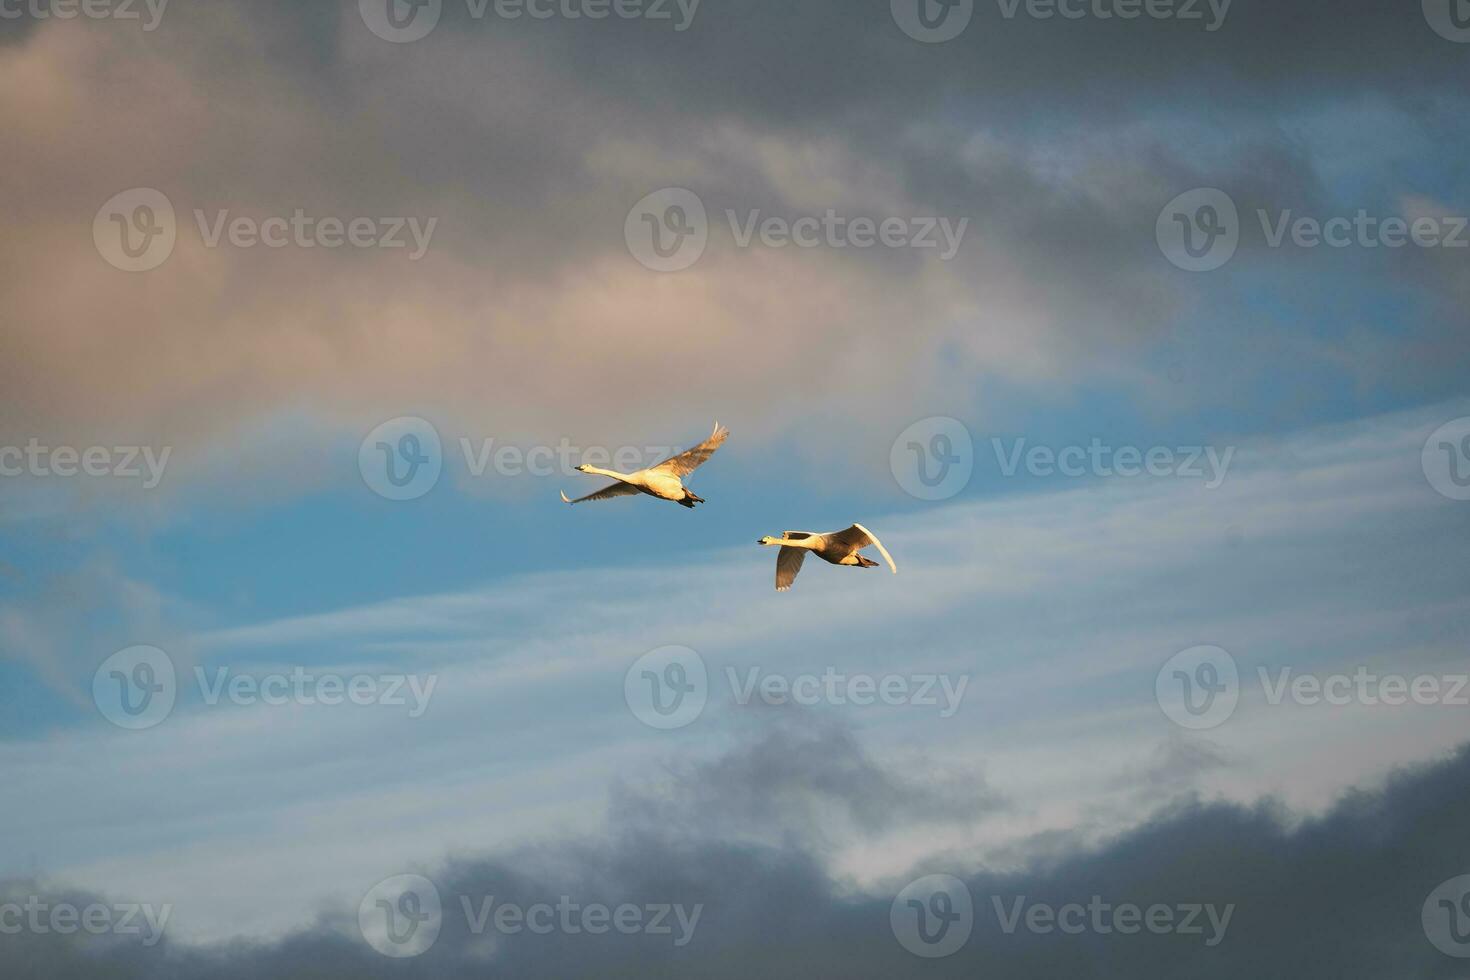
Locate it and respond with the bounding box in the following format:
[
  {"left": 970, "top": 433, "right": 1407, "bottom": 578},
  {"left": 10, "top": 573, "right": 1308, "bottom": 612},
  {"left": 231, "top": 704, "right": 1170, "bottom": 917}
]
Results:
[
  {"left": 575, "top": 464, "right": 591, "bottom": 473},
  {"left": 757, "top": 536, "right": 779, "bottom": 546}
]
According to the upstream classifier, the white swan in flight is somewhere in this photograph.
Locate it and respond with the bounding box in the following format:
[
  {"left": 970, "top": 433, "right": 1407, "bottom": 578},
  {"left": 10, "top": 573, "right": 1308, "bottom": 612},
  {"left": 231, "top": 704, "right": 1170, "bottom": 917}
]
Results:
[
  {"left": 757, "top": 524, "right": 897, "bottom": 591},
  {"left": 561, "top": 423, "right": 729, "bottom": 509}
]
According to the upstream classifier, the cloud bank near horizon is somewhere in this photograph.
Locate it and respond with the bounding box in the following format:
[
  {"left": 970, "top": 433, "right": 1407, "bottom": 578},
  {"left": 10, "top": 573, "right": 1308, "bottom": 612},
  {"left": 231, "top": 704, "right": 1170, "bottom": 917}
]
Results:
[{"left": 5, "top": 726, "right": 1469, "bottom": 978}]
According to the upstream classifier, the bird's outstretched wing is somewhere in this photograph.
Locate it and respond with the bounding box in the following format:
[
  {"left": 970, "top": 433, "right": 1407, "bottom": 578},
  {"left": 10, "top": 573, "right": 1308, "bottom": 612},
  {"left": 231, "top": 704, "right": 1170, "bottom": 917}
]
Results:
[
  {"left": 776, "top": 547, "right": 807, "bottom": 592},
  {"left": 560, "top": 482, "right": 641, "bottom": 505},
  {"left": 829, "top": 524, "right": 898, "bottom": 573},
  {"left": 650, "top": 423, "right": 729, "bottom": 478}
]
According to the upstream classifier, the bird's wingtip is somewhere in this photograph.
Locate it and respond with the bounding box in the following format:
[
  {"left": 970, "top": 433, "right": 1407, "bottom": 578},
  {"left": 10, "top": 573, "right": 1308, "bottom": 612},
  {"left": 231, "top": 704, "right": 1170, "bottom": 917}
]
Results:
[{"left": 559, "top": 491, "right": 573, "bottom": 504}]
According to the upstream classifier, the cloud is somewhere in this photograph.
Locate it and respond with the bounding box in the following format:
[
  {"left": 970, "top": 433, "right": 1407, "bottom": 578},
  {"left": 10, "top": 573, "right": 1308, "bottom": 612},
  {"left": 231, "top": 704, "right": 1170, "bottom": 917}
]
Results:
[
  {"left": 4, "top": 728, "right": 1469, "bottom": 977},
  {"left": 1, "top": 2, "right": 1465, "bottom": 498}
]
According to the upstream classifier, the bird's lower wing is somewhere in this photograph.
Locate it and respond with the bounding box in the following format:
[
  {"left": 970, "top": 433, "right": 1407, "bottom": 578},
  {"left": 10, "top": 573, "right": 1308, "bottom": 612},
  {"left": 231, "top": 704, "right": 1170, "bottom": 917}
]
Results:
[
  {"left": 776, "top": 546, "right": 807, "bottom": 591},
  {"left": 849, "top": 523, "right": 898, "bottom": 574},
  {"left": 650, "top": 422, "right": 730, "bottom": 478},
  {"left": 560, "top": 482, "right": 641, "bottom": 505}
]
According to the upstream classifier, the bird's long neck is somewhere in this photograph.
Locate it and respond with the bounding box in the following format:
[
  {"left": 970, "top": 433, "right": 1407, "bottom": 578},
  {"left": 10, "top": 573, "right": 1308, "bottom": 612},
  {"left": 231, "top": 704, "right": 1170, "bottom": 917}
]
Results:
[{"left": 582, "top": 465, "right": 636, "bottom": 481}]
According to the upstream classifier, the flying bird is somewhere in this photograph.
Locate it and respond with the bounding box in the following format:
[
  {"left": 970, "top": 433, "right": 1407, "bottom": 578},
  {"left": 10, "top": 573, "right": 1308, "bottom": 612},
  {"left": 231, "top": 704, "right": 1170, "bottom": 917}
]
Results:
[
  {"left": 561, "top": 423, "right": 729, "bottom": 509},
  {"left": 757, "top": 524, "right": 898, "bottom": 591}
]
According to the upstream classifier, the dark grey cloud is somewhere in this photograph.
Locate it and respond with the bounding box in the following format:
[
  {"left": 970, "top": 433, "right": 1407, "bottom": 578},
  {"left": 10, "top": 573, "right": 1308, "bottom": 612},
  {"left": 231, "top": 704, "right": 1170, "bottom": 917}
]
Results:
[
  {"left": 4, "top": 0, "right": 1466, "bottom": 459},
  {"left": 6, "top": 732, "right": 1470, "bottom": 978}
]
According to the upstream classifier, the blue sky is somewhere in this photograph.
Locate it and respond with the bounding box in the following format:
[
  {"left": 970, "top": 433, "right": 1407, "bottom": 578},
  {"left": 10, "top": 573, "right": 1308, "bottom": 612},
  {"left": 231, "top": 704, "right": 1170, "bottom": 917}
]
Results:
[{"left": 2, "top": 1, "right": 1470, "bottom": 975}]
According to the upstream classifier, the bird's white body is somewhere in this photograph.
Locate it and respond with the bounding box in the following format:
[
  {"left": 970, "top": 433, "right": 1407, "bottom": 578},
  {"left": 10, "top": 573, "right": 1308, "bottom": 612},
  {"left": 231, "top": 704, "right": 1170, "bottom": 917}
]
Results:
[
  {"left": 561, "top": 423, "right": 729, "bottom": 509},
  {"left": 577, "top": 466, "right": 688, "bottom": 502},
  {"left": 757, "top": 523, "right": 898, "bottom": 591}
]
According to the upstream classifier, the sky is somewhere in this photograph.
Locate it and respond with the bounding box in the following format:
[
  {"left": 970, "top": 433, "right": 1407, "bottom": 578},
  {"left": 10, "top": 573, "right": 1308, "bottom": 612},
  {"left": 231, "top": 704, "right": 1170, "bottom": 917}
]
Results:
[{"left": 1, "top": 0, "right": 1469, "bottom": 976}]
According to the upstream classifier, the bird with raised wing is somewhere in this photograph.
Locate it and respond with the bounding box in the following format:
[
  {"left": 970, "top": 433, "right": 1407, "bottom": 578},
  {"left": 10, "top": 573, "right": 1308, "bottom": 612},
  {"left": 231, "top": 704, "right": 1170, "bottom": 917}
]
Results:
[
  {"left": 561, "top": 423, "right": 729, "bottom": 509},
  {"left": 756, "top": 524, "right": 898, "bottom": 591}
]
